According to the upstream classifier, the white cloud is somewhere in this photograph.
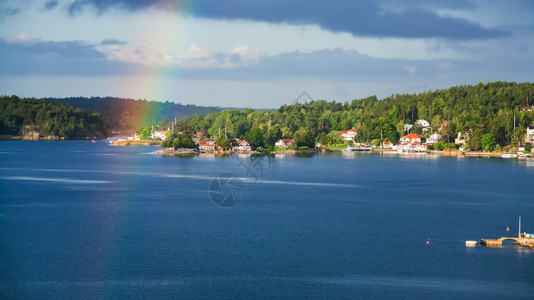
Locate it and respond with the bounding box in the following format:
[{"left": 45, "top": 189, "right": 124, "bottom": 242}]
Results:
[
  {"left": 5, "top": 30, "right": 35, "bottom": 43},
  {"left": 98, "top": 42, "right": 262, "bottom": 69}
]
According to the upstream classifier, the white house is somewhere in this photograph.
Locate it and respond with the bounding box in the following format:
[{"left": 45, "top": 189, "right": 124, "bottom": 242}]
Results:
[
  {"left": 396, "top": 133, "right": 427, "bottom": 152},
  {"left": 275, "top": 139, "right": 296, "bottom": 148},
  {"left": 399, "top": 133, "right": 421, "bottom": 143},
  {"left": 382, "top": 141, "right": 394, "bottom": 149},
  {"left": 526, "top": 126, "right": 534, "bottom": 143},
  {"left": 127, "top": 133, "right": 140, "bottom": 141},
  {"left": 404, "top": 124, "right": 413, "bottom": 132},
  {"left": 396, "top": 141, "right": 428, "bottom": 153},
  {"left": 231, "top": 139, "right": 252, "bottom": 152},
  {"left": 151, "top": 129, "right": 171, "bottom": 140},
  {"left": 426, "top": 133, "right": 445, "bottom": 145},
  {"left": 416, "top": 119, "right": 431, "bottom": 132},
  {"left": 455, "top": 132, "right": 467, "bottom": 144},
  {"left": 337, "top": 128, "right": 357, "bottom": 141}
]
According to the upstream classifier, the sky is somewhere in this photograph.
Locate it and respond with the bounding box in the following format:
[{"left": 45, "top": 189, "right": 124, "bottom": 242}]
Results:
[{"left": 0, "top": 0, "right": 533, "bottom": 108}]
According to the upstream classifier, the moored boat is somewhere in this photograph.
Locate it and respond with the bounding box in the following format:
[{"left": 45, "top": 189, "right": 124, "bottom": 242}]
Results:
[{"left": 465, "top": 240, "right": 477, "bottom": 247}]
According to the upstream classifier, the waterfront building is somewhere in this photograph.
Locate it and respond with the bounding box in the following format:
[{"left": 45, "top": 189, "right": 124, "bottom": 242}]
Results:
[
  {"left": 337, "top": 128, "right": 357, "bottom": 141},
  {"left": 231, "top": 139, "right": 252, "bottom": 152},
  {"left": 198, "top": 140, "right": 217, "bottom": 151},
  {"left": 275, "top": 139, "right": 296, "bottom": 148}
]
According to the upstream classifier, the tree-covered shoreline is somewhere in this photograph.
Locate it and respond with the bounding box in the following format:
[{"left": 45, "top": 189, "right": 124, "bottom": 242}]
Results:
[
  {"left": 2, "top": 81, "right": 533, "bottom": 149},
  {"left": 0, "top": 95, "right": 107, "bottom": 139},
  {"left": 172, "top": 81, "right": 533, "bottom": 150}
]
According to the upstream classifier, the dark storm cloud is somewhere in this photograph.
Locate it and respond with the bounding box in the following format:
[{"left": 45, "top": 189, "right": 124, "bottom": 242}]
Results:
[
  {"left": 65, "top": 0, "right": 509, "bottom": 40},
  {"left": 0, "top": 38, "right": 132, "bottom": 76},
  {"left": 0, "top": 36, "right": 455, "bottom": 79}
]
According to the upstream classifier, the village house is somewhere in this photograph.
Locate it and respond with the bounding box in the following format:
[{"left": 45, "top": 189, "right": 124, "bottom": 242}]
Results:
[
  {"left": 337, "top": 128, "right": 357, "bottom": 141},
  {"left": 396, "top": 141, "right": 428, "bottom": 153},
  {"left": 416, "top": 119, "right": 431, "bottom": 132},
  {"left": 192, "top": 131, "right": 209, "bottom": 139},
  {"left": 439, "top": 121, "right": 449, "bottom": 132},
  {"left": 275, "top": 139, "right": 296, "bottom": 148},
  {"left": 396, "top": 133, "right": 427, "bottom": 152},
  {"left": 399, "top": 132, "right": 421, "bottom": 143},
  {"left": 151, "top": 129, "right": 171, "bottom": 140},
  {"left": 127, "top": 133, "right": 140, "bottom": 141},
  {"left": 404, "top": 124, "right": 413, "bottom": 132},
  {"left": 198, "top": 140, "right": 217, "bottom": 151},
  {"left": 426, "top": 133, "right": 445, "bottom": 145},
  {"left": 382, "top": 141, "right": 394, "bottom": 149},
  {"left": 231, "top": 139, "right": 252, "bottom": 152}
]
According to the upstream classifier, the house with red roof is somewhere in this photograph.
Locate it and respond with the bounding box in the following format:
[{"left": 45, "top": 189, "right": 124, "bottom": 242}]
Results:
[
  {"left": 399, "top": 133, "right": 421, "bottom": 143},
  {"left": 231, "top": 139, "right": 252, "bottom": 152},
  {"left": 439, "top": 121, "right": 449, "bottom": 132},
  {"left": 198, "top": 140, "right": 217, "bottom": 151},
  {"left": 151, "top": 129, "right": 171, "bottom": 140},
  {"left": 382, "top": 141, "right": 394, "bottom": 149},
  {"left": 337, "top": 128, "right": 357, "bottom": 141},
  {"left": 396, "top": 133, "right": 427, "bottom": 152},
  {"left": 127, "top": 133, "right": 140, "bottom": 141},
  {"left": 192, "top": 131, "right": 209, "bottom": 139},
  {"left": 275, "top": 139, "right": 296, "bottom": 148}
]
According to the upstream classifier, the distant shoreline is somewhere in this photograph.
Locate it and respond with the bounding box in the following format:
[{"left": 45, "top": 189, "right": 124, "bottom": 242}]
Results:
[
  {"left": 1, "top": 138, "right": 532, "bottom": 159},
  {"left": 0, "top": 134, "right": 104, "bottom": 141}
]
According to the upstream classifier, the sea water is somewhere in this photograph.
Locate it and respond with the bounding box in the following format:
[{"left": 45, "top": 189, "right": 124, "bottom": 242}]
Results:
[{"left": 1, "top": 141, "right": 533, "bottom": 298}]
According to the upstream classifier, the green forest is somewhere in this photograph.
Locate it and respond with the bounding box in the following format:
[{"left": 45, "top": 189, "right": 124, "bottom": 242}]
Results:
[
  {"left": 2, "top": 81, "right": 533, "bottom": 148},
  {"left": 0, "top": 95, "right": 107, "bottom": 139},
  {"left": 47, "top": 96, "right": 224, "bottom": 131},
  {"left": 170, "top": 81, "right": 534, "bottom": 150}
]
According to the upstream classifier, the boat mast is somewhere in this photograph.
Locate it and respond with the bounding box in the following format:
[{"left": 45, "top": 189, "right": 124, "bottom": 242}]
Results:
[{"left": 519, "top": 216, "right": 521, "bottom": 237}]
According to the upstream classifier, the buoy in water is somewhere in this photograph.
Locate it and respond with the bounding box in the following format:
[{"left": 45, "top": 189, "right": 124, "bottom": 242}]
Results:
[
  {"left": 506, "top": 226, "right": 510, "bottom": 231},
  {"left": 426, "top": 239, "right": 430, "bottom": 245}
]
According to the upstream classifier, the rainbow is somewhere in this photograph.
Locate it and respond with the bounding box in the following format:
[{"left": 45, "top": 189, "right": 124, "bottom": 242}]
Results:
[{"left": 117, "top": 0, "right": 200, "bottom": 111}]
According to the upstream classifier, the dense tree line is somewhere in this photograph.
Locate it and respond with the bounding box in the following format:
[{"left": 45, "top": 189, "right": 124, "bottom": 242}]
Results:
[
  {"left": 0, "top": 95, "right": 107, "bottom": 139},
  {"left": 46, "top": 96, "right": 224, "bottom": 131},
  {"left": 172, "top": 81, "right": 534, "bottom": 150}
]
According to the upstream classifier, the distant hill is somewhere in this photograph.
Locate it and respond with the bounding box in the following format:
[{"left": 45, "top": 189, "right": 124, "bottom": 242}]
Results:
[
  {"left": 45, "top": 97, "right": 224, "bottom": 131},
  {"left": 0, "top": 95, "right": 107, "bottom": 139}
]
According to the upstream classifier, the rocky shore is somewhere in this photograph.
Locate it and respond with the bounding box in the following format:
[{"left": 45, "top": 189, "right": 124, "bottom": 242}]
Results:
[
  {"left": 153, "top": 148, "right": 198, "bottom": 156},
  {"left": 111, "top": 140, "right": 161, "bottom": 146}
]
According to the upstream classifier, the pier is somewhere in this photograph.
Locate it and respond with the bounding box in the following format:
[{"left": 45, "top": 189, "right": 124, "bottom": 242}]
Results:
[
  {"left": 480, "top": 216, "right": 534, "bottom": 249},
  {"left": 480, "top": 237, "right": 534, "bottom": 249},
  {"left": 479, "top": 237, "right": 521, "bottom": 247}
]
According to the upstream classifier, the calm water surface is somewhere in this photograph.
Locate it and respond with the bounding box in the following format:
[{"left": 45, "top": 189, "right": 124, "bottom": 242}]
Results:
[{"left": 1, "top": 141, "right": 533, "bottom": 299}]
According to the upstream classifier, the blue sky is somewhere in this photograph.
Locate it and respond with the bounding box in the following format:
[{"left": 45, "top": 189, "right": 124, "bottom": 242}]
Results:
[{"left": 0, "top": 0, "right": 533, "bottom": 108}]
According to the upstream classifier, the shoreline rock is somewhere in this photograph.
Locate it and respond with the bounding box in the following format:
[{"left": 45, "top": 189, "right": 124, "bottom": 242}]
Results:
[{"left": 111, "top": 140, "right": 161, "bottom": 146}]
